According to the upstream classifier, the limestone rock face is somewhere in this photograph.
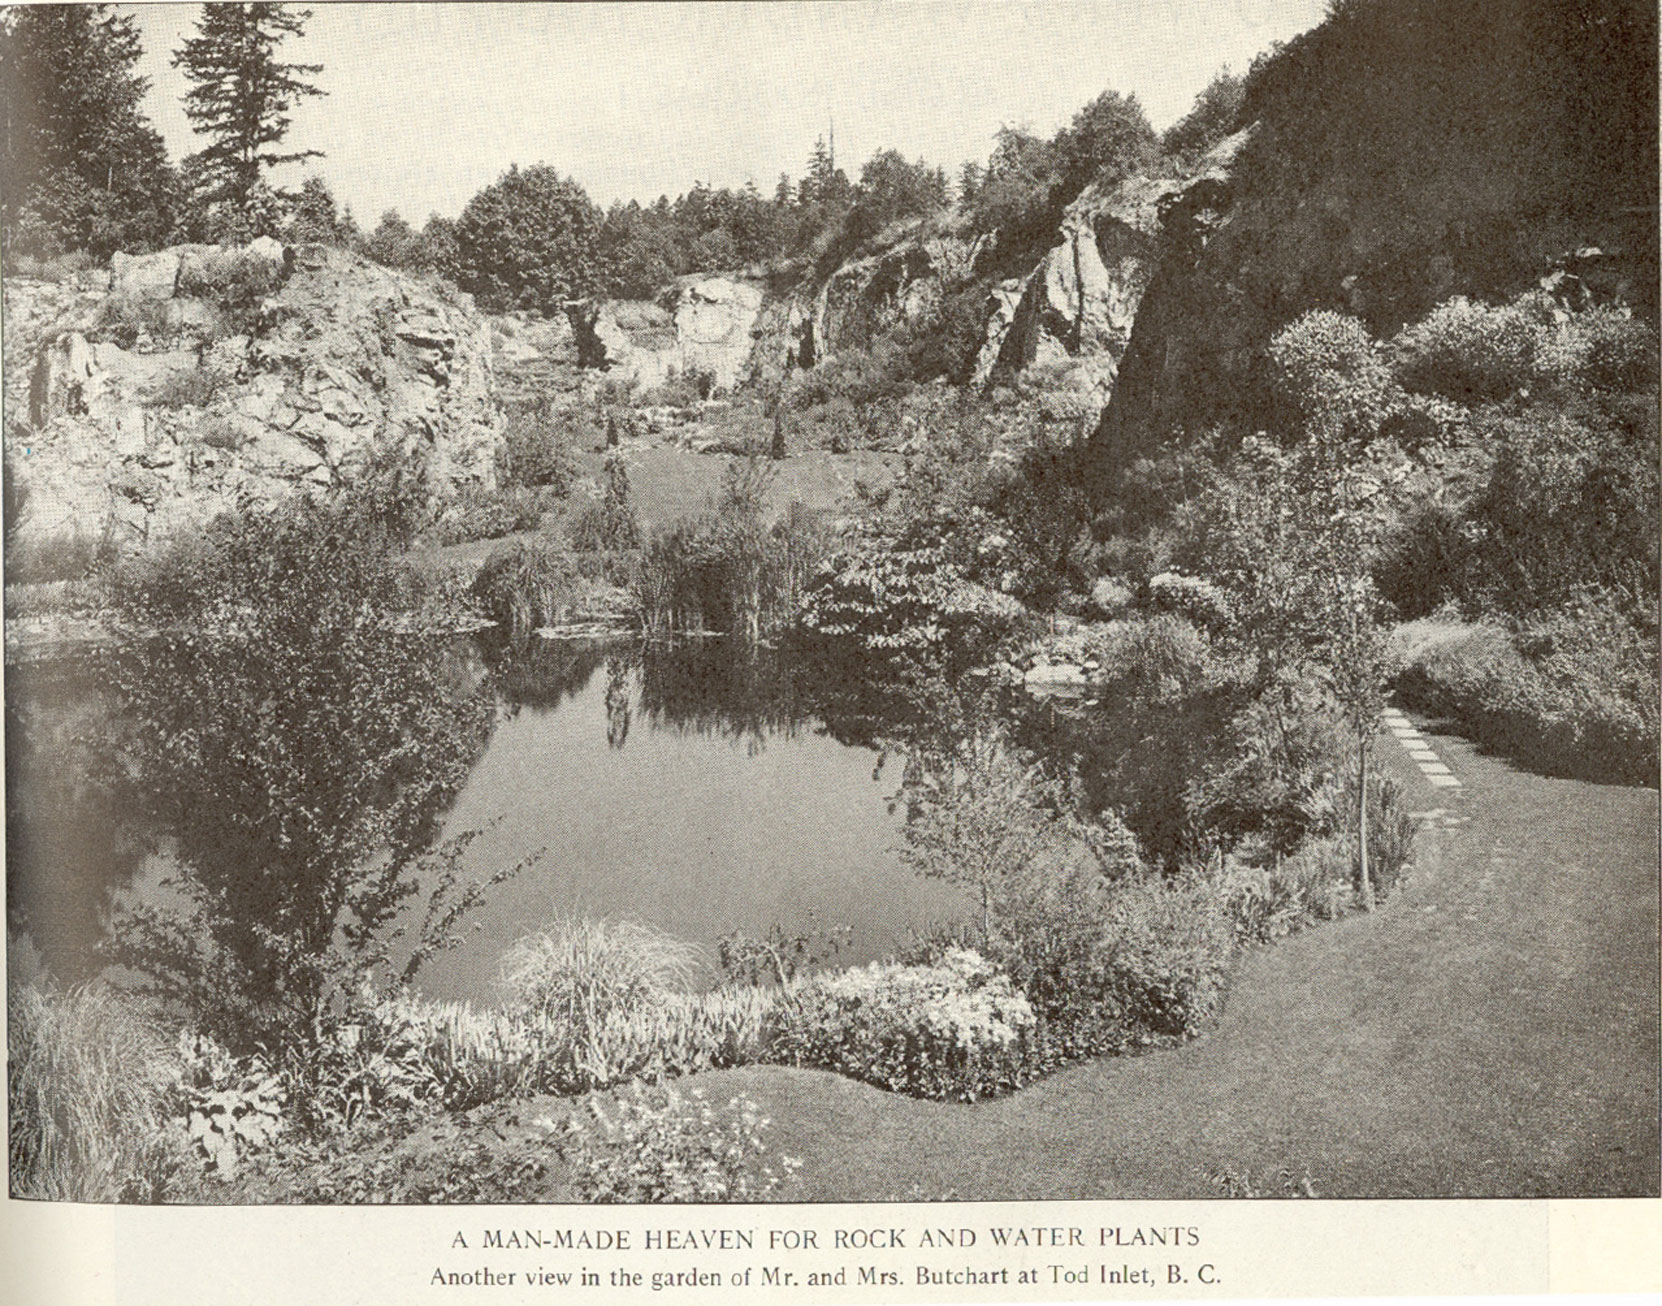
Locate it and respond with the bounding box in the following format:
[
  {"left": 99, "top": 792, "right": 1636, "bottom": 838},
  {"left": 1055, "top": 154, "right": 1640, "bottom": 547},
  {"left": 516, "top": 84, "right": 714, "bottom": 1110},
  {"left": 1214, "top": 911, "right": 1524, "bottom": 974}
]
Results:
[
  {"left": 811, "top": 234, "right": 975, "bottom": 360},
  {"left": 109, "top": 247, "right": 185, "bottom": 298},
  {"left": 4, "top": 241, "right": 502, "bottom": 551},
  {"left": 565, "top": 276, "right": 764, "bottom": 395},
  {"left": 972, "top": 171, "right": 1194, "bottom": 424},
  {"left": 1090, "top": 96, "right": 1652, "bottom": 482},
  {"left": 674, "top": 278, "right": 763, "bottom": 392}
]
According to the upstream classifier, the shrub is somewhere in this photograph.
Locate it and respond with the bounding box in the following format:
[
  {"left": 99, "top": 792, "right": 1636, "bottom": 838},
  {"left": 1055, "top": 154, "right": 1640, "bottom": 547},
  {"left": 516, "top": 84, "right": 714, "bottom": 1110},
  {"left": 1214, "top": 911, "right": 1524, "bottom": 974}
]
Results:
[
  {"left": 1372, "top": 498, "right": 1474, "bottom": 618},
  {"left": 103, "top": 493, "right": 505, "bottom": 1066},
  {"left": 175, "top": 248, "right": 284, "bottom": 319},
  {"left": 1093, "top": 613, "right": 1213, "bottom": 697},
  {"left": 1535, "top": 305, "right": 1658, "bottom": 394},
  {"left": 769, "top": 949, "right": 1035, "bottom": 1101},
  {"left": 785, "top": 338, "right": 915, "bottom": 415},
  {"left": 1146, "top": 571, "right": 1234, "bottom": 631},
  {"left": 1396, "top": 605, "right": 1659, "bottom": 785},
  {"left": 432, "top": 484, "right": 545, "bottom": 545},
  {"left": 1267, "top": 309, "right": 1400, "bottom": 440},
  {"left": 498, "top": 400, "right": 579, "bottom": 493},
  {"left": 1389, "top": 294, "right": 1545, "bottom": 402},
  {"left": 896, "top": 719, "right": 1233, "bottom": 1062},
  {"left": 197, "top": 415, "right": 248, "bottom": 451},
  {"left": 1215, "top": 840, "right": 1358, "bottom": 944},
  {"left": 560, "top": 1081, "right": 798, "bottom": 1202},
  {"left": 1215, "top": 772, "right": 1414, "bottom": 944},
  {"left": 1392, "top": 294, "right": 1658, "bottom": 402},
  {"left": 469, "top": 535, "right": 580, "bottom": 635},
  {"left": 1099, "top": 872, "right": 1234, "bottom": 1041},
  {"left": 800, "top": 543, "right": 1025, "bottom": 682},
  {"left": 149, "top": 364, "right": 229, "bottom": 410},
  {"left": 1191, "top": 678, "right": 1349, "bottom": 856},
  {"left": 91, "top": 289, "right": 175, "bottom": 348},
  {"left": 1463, "top": 399, "right": 1658, "bottom": 614},
  {"left": 8, "top": 983, "right": 184, "bottom": 1202}
]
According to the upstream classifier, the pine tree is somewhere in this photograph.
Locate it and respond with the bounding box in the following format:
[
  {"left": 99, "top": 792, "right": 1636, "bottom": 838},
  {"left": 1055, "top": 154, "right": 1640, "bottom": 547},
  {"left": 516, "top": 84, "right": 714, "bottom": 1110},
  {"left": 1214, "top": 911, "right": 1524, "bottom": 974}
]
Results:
[
  {"left": 0, "top": 4, "right": 177, "bottom": 255},
  {"left": 173, "top": 3, "right": 324, "bottom": 238}
]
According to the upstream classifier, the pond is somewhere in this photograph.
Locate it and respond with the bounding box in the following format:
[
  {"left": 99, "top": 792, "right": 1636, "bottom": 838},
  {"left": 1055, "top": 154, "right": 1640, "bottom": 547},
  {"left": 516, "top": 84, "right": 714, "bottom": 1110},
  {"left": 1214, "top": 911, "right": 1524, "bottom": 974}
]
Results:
[{"left": 4, "top": 638, "right": 966, "bottom": 1007}]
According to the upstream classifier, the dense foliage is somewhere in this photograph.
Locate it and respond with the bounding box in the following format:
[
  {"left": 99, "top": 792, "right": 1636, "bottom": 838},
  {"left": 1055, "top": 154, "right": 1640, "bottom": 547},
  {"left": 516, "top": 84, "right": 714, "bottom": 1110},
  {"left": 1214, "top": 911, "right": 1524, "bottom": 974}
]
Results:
[
  {"left": 452, "top": 164, "right": 604, "bottom": 313},
  {"left": 0, "top": 4, "right": 177, "bottom": 256},
  {"left": 105, "top": 494, "right": 510, "bottom": 1062}
]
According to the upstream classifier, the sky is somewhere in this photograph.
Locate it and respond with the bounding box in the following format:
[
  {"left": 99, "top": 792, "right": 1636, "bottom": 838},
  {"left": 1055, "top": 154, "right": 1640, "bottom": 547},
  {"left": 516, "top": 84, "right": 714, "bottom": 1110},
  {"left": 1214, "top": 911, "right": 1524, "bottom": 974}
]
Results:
[{"left": 121, "top": 1, "right": 1329, "bottom": 226}]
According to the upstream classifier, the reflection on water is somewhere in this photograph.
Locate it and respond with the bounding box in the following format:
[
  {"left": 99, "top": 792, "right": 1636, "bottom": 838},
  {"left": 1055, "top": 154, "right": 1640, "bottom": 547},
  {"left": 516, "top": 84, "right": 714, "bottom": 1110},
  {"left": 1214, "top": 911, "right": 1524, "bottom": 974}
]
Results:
[
  {"left": 8, "top": 637, "right": 965, "bottom": 1005},
  {"left": 5, "top": 655, "right": 150, "bottom": 983},
  {"left": 411, "top": 636, "right": 964, "bottom": 1005}
]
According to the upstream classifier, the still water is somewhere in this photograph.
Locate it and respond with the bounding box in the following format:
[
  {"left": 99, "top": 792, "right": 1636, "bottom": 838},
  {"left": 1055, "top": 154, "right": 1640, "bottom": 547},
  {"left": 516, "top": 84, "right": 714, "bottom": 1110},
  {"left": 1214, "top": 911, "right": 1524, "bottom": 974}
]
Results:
[{"left": 5, "top": 639, "right": 965, "bottom": 1007}]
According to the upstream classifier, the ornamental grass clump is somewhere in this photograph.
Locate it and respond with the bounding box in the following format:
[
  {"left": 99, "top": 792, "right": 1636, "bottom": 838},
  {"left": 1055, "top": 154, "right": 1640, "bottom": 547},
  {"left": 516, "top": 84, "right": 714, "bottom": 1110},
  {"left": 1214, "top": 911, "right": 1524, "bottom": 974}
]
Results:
[
  {"left": 769, "top": 949, "right": 1035, "bottom": 1101},
  {"left": 500, "top": 916, "right": 773, "bottom": 1093},
  {"left": 8, "top": 983, "right": 185, "bottom": 1202}
]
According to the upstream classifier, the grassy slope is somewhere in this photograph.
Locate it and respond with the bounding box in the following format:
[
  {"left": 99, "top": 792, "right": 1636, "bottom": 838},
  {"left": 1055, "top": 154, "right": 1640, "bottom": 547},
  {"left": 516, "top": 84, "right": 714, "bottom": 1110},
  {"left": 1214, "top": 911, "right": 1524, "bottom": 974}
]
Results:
[{"left": 693, "top": 717, "right": 1658, "bottom": 1200}]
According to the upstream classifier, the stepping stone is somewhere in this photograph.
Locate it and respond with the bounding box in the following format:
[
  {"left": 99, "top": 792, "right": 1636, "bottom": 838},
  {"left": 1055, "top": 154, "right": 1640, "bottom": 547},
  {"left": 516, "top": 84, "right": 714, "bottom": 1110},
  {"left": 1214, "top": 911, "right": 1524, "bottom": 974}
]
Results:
[
  {"left": 1407, "top": 748, "right": 1441, "bottom": 762},
  {"left": 1418, "top": 761, "right": 1453, "bottom": 775},
  {"left": 1426, "top": 774, "right": 1462, "bottom": 788}
]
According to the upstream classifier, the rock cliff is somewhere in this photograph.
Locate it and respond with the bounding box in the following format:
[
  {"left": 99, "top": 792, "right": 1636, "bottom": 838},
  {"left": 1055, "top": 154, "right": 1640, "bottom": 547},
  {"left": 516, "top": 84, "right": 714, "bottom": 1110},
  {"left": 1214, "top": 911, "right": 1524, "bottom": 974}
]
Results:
[
  {"left": 565, "top": 276, "right": 764, "bottom": 395},
  {"left": 5, "top": 241, "right": 501, "bottom": 551},
  {"left": 1088, "top": 0, "right": 1657, "bottom": 485}
]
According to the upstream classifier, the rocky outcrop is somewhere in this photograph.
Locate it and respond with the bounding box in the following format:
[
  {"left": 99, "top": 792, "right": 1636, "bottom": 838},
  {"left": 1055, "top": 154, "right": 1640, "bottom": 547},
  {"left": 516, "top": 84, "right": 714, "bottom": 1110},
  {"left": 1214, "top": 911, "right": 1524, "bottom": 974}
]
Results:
[
  {"left": 674, "top": 278, "right": 764, "bottom": 391},
  {"left": 565, "top": 276, "right": 764, "bottom": 395},
  {"left": 4, "top": 241, "right": 501, "bottom": 551},
  {"left": 811, "top": 232, "right": 977, "bottom": 360},
  {"left": 973, "top": 137, "right": 1253, "bottom": 432},
  {"left": 1090, "top": 0, "right": 1657, "bottom": 485}
]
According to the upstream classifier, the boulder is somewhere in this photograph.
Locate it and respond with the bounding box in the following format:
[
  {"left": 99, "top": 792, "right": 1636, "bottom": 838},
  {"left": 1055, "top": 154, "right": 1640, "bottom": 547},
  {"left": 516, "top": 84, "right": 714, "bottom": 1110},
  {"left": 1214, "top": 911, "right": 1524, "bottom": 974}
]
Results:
[{"left": 109, "top": 249, "right": 181, "bottom": 299}]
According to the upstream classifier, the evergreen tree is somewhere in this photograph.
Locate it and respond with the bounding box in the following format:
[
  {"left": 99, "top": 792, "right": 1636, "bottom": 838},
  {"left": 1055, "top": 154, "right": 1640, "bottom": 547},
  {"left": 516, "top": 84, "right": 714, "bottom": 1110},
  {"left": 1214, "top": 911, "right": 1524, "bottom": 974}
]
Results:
[
  {"left": 363, "top": 208, "right": 424, "bottom": 269},
  {"left": 172, "top": 3, "right": 324, "bottom": 238},
  {"left": 282, "top": 173, "right": 342, "bottom": 243},
  {"left": 0, "top": 4, "right": 177, "bottom": 256}
]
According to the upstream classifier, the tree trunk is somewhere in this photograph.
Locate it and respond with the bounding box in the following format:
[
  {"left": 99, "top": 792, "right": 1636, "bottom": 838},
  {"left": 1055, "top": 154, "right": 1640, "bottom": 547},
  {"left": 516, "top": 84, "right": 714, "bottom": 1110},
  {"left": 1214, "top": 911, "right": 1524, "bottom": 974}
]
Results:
[
  {"left": 770, "top": 407, "right": 786, "bottom": 461},
  {"left": 1357, "top": 732, "right": 1374, "bottom": 912}
]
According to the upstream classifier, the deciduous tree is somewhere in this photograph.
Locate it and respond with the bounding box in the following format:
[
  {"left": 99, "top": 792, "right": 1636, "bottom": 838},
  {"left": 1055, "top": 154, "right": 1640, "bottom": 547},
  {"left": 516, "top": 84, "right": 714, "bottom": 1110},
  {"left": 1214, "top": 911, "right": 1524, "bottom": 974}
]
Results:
[{"left": 453, "top": 164, "right": 602, "bottom": 313}]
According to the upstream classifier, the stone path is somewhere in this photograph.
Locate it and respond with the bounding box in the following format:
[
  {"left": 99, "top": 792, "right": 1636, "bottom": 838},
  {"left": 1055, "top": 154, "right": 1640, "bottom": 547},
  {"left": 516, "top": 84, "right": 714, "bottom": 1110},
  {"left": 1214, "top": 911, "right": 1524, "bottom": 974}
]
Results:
[{"left": 1382, "top": 704, "right": 1463, "bottom": 790}]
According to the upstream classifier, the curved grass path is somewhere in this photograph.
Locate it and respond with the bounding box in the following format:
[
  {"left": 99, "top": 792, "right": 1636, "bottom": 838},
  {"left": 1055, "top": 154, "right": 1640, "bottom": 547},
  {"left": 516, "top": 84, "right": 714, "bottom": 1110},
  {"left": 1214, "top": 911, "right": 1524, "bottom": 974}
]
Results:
[{"left": 703, "top": 714, "right": 1659, "bottom": 1200}]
